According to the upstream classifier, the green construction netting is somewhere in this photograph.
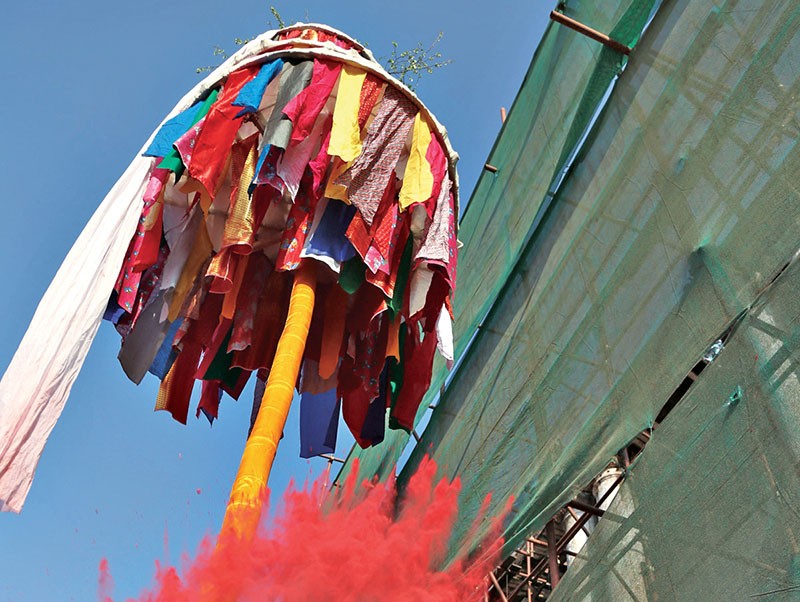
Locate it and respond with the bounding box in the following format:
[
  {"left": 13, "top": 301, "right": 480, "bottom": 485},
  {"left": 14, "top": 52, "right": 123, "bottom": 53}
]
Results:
[
  {"left": 398, "top": 0, "right": 800, "bottom": 559},
  {"left": 336, "top": 0, "right": 661, "bottom": 486},
  {"left": 550, "top": 255, "right": 800, "bottom": 601}
]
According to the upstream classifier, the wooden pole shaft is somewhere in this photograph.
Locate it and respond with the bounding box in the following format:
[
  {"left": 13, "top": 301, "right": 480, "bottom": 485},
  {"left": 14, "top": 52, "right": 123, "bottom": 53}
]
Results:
[{"left": 221, "top": 262, "right": 317, "bottom": 538}]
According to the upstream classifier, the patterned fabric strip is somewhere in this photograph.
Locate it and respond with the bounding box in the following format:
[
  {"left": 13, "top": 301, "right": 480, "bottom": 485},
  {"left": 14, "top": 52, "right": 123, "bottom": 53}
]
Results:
[{"left": 334, "top": 86, "right": 417, "bottom": 225}]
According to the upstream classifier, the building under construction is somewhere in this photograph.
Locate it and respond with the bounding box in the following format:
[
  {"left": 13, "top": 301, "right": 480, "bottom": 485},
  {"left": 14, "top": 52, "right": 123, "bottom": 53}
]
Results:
[{"left": 336, "top": 0, "right": 800, "bottom": 599}]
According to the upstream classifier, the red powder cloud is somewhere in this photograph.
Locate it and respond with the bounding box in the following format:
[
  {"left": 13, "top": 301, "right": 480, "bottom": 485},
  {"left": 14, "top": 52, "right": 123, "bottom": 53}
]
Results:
[
  {"left": 98, "top": 558, "right": 114, "bottom": 602},
  {"left": 100, "top": 458, "right": 506, "bottom": 601}
]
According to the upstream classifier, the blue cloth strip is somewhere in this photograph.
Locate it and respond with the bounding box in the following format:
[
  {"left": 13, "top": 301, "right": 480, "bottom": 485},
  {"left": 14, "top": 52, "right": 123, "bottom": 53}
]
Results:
[
  {"left": 102, "top": 292, "right": 127, "bottom": 325},
  {"left": 306, "top": 201, "right": 358, "bottom": 263},
  {"left": 143, "top": 102, "right": 202, "bottom": 158},
  {"left": 148, "top": 318, "right": 183, "bottom": 380},
  {"left": 233, "top": 59, "right": 284, "bottom": 116},
  {"left": 299, "top": 389, "right": 340, "bottom": 459},
  {"left": 360, "top": 364, "right": 388, "bottom": 446}
]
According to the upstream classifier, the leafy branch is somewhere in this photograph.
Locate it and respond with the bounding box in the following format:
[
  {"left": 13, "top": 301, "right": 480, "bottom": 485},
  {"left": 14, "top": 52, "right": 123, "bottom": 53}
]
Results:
[
  {"left": 381, "top": 32, "right": 452, "bottom": 90},
  {"left": 270, "top": 5, "right": 285, "bottom": 28},
  {"left": 196, "top": 5, "right": 452, "bottom": 91},
  {"left": 195, "top": 5, "right": 285, "bottom": 73}
]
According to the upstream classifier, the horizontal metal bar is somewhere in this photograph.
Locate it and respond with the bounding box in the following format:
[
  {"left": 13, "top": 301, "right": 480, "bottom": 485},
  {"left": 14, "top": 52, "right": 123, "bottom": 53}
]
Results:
[
  {"left": 550, "top": 10, "right": 631, "bottom": 55},
  {"left": 319, "top": 453, "right": 345, "bottom": 464},
  {"left": 567, "top": 498, "right": 605, "bottom": 517}
]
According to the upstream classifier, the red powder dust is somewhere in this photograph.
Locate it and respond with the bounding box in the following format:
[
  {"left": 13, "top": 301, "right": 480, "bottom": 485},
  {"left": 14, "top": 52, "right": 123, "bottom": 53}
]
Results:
[
  {"left": 100, "top": 458, "right": 506, "bottom": 601},
  {"left": 98, "top": 558, "right": 114, "bottom": 602}
]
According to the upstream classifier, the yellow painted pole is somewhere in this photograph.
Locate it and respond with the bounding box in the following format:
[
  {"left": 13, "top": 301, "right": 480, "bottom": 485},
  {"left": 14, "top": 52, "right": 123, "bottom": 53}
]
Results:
[{"left": 220, "top": 262, "right": 317, "bottom": 538}]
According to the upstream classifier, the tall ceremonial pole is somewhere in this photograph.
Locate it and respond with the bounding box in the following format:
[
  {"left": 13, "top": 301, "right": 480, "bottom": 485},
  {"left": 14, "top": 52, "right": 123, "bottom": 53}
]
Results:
[{"left": 221, "top": 262, "right": 317, "bottom": 537}]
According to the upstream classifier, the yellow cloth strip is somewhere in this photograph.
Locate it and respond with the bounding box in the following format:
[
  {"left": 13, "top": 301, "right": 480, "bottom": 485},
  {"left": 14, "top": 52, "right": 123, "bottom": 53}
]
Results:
[
  {"left": 328, "top": 65, "right": 366, "bottom": 162},
  {"left": 199, "top": 190, "right": 213, "bottom": 216},
  {"left": 168, "top": 222, "right": 213, "bottom": 322},
  {"left": 154, "top": 363, "right": 174, "bottom": 412},
  {"left": 222, "top": 137, "right": 258, "bottom": 251},
  {"left": 178, "top": 177, "right": 213, "bottom": 215},
  {"left": 221, "top": 263, "right": 317, "bottom": 538},
  {"left": 323, "top": 157, "right": 352, "bottom": 203},
  {"left": 398, "top": 113, "right": 434, "bottom": 211}
]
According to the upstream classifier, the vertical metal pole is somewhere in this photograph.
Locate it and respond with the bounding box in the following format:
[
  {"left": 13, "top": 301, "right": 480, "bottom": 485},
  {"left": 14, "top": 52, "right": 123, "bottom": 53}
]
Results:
[
  {"left": 321, "top": 457, "right": 333, "bottom": 495},
  {"left": 526, "top": 539, "right": 533, "bottom": 602},
  {"left": 546, "top": 520, "right": 560, "bottom": 589},
  {"left": 489, "top": 572, "right": 510, "bottom": 602}
]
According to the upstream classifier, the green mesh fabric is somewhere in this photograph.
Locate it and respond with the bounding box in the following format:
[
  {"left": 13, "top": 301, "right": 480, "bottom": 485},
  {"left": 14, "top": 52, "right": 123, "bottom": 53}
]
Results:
[
  {"left": 336, "top": 0, "right": 661, "bottom": 486},
  {"left": 550, "top": 256, "right": 800, "bottom": 601},
  {"left": 398, "top": 0, "right": 800, "bottom": 560}
]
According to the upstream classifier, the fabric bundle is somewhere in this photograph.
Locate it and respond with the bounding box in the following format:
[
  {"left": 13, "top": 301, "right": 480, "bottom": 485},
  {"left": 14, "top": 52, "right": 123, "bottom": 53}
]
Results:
[
  {"left": 104, "top": 25, "right": 459, "bottom": 459},
  {"left": 0, "top": 23, "right": 458, "bottom": 513}
]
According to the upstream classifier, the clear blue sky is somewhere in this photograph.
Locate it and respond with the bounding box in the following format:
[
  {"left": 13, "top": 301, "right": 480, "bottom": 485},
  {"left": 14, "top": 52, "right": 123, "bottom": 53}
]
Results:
[{"left": 0, "top": 2, "right": 549, "bottom": 599}]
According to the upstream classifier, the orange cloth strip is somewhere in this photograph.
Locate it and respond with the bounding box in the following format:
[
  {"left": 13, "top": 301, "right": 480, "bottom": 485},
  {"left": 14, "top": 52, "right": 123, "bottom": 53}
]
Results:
[
  {"left": 318, "top": 284, "right": 348, "bottom": 379},
  {"left": 221, "top": 253, "right": 249, "bottom": 320},
  {"left": 207, "top": 248, "right": 238, "bottom": 294},
  {"left": 386, "top": 314, "right": 400, "bottom": 360}
]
